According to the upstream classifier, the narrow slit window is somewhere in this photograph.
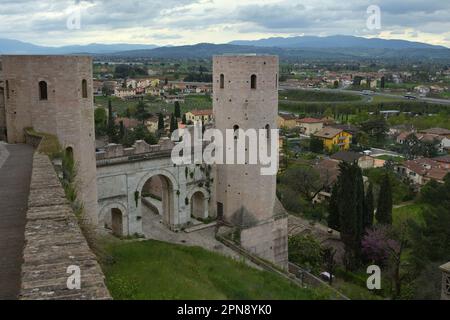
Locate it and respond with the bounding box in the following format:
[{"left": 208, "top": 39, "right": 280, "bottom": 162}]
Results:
[
  {"left": 220, "top": 74, "right": 224, "bottom": 89},
  {"left": 5, "top": 80, "right": 10, "bottom": 99},
  {"left": 250, "top": 74, "right": 257, "bottom": 89},
  {"left": 39, "top": 81, "right": 48, "bottom": 100},
  {"left": 82, "top": 79, "right": 88, "bottom": 98}
]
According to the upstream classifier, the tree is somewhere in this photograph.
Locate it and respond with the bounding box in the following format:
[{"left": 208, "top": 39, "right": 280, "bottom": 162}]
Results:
[
  {"left": 133, "top": 124, "right": 158, "bottom": 145},
  {"left": 135, "top": 100, "right": 151, "bottom": 125},
  {"left": 280, "top": 165, "right": 328, "bottom": 202},
  {"left": 288, "top": 234, "right": 323, "bottom": 275},
  {"left": 380, "top": 76, "right": 385, "bottom": 89},
  {"left": 376, "top": 173, "right": 393, "bottom": 225},
  {"left": 157, "top": 113, "right": 165, "bottom": 132},
  {"left": 335, "top": 162, "right": 365, "bottom": 270},
  {"left": 174, "top": 101, "right": 181, "bottom": 118},
  {"left": 107, "top": 99, "right": 118, "bottom": 143},
  {"left": 364, "top": 183, "right": 375, "bottom": 230},
  {"left": 169, "top": 113, "right": 178, "bottom": 133},
  {"left": 181, "top": 113, "right": 187, "bottom": 125},
  {"left": 94, "top": 108, "right": 107, "bottom": 136},
  {"left": 327, "top": 183, "right": 340, "bottom": 230},
  {"left": 309, "top": 137, "right": 324, "bottom": 153}
]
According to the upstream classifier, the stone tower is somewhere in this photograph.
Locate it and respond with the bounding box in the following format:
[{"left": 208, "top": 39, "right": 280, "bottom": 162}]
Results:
[
  {"left": 213, "top": 55, "right": 288, "bottom": 268},
  {"left": 0, "top": 55, "right": 98, "bottom": 223}
]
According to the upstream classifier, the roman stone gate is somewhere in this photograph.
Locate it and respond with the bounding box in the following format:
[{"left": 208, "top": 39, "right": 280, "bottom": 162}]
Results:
[{"left": 96, "top": 139, "right": 214, "bottom": 236}]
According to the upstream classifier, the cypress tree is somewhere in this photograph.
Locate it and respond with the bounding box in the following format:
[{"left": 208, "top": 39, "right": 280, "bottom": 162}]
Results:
[
  {"left": 107, "top": 99, "right": 117, "bottom": 143},
  {"left": 364, "top": 183, "right": 375, "bottom": 229},
  {"left": 174, "top": 101, "right": 181, "bottom": 119},
  {"left": 328, "top": 182, "right": 340, "bottom": 230},
  {"left": 376, "top": 173, "right": 393, "bottom": 225},
  {"left": 181, "top": 113, "right": 187, "bottom": 124},
  {"left": 169, "top": 113, "right": 178, "bottom": 133},
  {"left": 157, "top": 113, "right": 165, "bottom": 132}
]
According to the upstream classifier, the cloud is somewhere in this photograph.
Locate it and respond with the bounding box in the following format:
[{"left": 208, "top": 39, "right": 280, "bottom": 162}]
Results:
[{"left": 0, "top": 0, "right": 449, "bottom": 47}]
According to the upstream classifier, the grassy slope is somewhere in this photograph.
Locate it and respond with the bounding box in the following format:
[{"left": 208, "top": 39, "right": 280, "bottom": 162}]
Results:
[{"left": 101, "top": 240, "right": 328, "bottom": 300}]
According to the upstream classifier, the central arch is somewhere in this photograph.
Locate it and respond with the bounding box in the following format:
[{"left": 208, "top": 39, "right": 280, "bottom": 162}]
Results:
[{"left": 138, "top": 170, "right": 178, "bottom": 227}]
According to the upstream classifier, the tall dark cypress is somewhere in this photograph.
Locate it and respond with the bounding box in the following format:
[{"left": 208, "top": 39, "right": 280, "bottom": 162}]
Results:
[
  {"left": 376, "top": 173, "right": 393, "bottom": 225},
  {"left": 364, "top": 183, "right": 375, "bottom": 229},
  {"left": 328, "top": 182, "right": 340, "bottom": 231}
]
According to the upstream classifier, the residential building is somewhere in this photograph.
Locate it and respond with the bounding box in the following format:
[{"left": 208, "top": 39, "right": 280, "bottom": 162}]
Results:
[
  {"left": 330, "top": 151, "right": 375, "bottom": 169},
  {"left": 277, "top": 113, "right": 297, "bottom": 129},
  {"left": 395, "top": 157, "right": 449, "bottom": 186},
  {"left": 314, "top": 127, "right": 352, "bottom": 151},
  {"left": 185, "top": 109, "right": 213, "bottom": 124},
  {"left": 297, "top": 117, "right": 324, "bottom": 135}
]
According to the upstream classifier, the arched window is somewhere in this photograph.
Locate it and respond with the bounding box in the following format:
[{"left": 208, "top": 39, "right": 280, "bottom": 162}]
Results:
[
  {"left": 5, "top": 80, "right": 9, "bottom": 99},
  {"left": 250, "top": 74, "right": 257, "bottom": 89},
  {"left": 220, "top": 74, "right": 224, "bottom": 89},
  {"left": 39, "top": 81, "right": 48, "bottom": 100},
  {"left": 82, "top": 79, "right": 88, "bottom": 98}
]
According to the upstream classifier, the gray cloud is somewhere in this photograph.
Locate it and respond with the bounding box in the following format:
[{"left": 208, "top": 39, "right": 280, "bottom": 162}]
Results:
[{"left": 0, "top": 0, "right": 449, "bottom": 46}]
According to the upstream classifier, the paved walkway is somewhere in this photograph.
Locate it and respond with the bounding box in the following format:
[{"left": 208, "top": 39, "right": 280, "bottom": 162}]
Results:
[{"left": 0, "top": 143, "right": 34, "bottom": 300}]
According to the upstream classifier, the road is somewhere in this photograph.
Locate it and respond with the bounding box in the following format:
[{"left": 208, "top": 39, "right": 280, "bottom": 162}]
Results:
[{"left": 279, "top": 85, "right": 450, "bottom": 106}]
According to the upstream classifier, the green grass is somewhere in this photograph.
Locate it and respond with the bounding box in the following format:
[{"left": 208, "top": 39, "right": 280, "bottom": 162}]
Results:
[
  {"left": 279, "top": 90, "right": 362, "bottom": 102},
  {"left": 374, "top": 155, "right": 405, "bottom": 163},
  {"left": 100, "top": 239, "right": 328, "bottom": 300},
  {"left": 392, "top": 203, "right": 426, "bottom": 227}
]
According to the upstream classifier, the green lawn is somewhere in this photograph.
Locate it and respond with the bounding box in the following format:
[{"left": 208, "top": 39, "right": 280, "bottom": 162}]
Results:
[
  {"left": 392, "top": 203, "right": 426, "bottom": 227},
  {"left": 100, "top": 239, "right": 329, "bottom": 300},
  {"left": 279, "top": 89, "right": 362, "bottom": 102}
]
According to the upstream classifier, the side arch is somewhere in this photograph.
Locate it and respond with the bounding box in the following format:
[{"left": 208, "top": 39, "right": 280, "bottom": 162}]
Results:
[{"left": 99, "top": 202, "right": 129, "bottom": 236}]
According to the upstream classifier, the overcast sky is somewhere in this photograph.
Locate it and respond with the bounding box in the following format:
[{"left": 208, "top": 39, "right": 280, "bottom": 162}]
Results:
[{"left": 1, "top": 0, "right": 450, "bottom": 47}]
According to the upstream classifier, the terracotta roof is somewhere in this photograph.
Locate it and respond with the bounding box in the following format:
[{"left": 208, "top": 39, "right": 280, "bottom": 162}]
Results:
[
  {"left": 434, "top": 155, "right": 450, "bottom": 164},
  {"left": 331, "top": 151, "right": 362, "bottom": 163},
  {"left": 420, "top": 128, "right": 450, "bottom": 136},
  {"left": 189, "top": 109, "right": 212, "bottom": 116},
  {"left": 115, "top": 117, "right": 140, "bottom": 128},
  {"left": 314, "top": 127, "right": 343, "bottom": 139},
  {"left": 426, "top": 167, "right": 448, "bottom": 181},
  {"left": 314, "top": 159, "right": 340, "bottom": 186},
  {"left": 297, "top": 117, "right": 323, "bottom": 124},
  {"left": 279, "top": 113, "right": 297, "bottom": 121}
]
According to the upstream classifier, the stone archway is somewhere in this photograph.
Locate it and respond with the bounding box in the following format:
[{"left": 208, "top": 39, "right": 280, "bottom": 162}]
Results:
[
  {"left": 139, "top": 172, "right": 176, "bottom": 226},
  {"left": 190, "top": 191, "right": 207, "bottom": 219},
  {"left": 187, "top": 187, "right": 209, "bottom": 220},
  {"left": 99, "top": 202, "right": 128, "bottom": 236}
]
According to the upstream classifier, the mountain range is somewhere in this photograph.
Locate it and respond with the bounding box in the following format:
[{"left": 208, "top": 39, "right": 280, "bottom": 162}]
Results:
[{"left": 1, "top": 35, "right": 449, "bottom": 61}]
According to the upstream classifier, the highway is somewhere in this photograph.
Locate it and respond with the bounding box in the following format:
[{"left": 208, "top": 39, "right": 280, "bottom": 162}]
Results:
[{"left": 279, "top": 85, "right": 450, "bottom": 106}]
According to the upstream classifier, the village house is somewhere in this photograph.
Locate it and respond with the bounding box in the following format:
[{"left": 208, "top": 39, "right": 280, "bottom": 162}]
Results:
[
  {"left": 163, "top": 95, "right": 185, "bottom": 104},
  {"left": 314, "top": 127, "right": 352, "bottom": 152},
  {"left": 277, "top": 113, "right": 297, "bottom": 129},
  {"left": 185, "top": 109, "right": 213, "bottom": 124},
  {"left": 115, "top": 117, "right": 141, "bottom": 129},
  {"left": 395, "top": 157, "right": 449, "bottom": 186},
  {"left": 330, "top": 151, "right": 375, "bottom": 169},
  {"left": 434, "top": 155, "right": 450, "bottom": 170},
  {"left": 297, "top": 117, "right": 324, "bottom": 136}
]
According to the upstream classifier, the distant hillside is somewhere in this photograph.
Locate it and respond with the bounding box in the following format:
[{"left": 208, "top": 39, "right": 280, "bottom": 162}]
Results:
[
  {"left": 0, "top": 38, "right": 157, "bottom": 55},
  {"left": 110, "top": 43, "right": 450, "bottom": 62},
  {"left": 229, "top": 35, "right": 447, "bottom": 50}
]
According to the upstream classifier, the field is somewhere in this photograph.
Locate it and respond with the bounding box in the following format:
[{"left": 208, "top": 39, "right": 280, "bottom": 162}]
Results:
[
  {"left": 279, "top": 89, "right": 363, "bottom": 102},
  {"left": 100, "top": 239, "right": 329, "bottom": 300},
  {"left": 392, "top": 203, "right": 426, "bottom": 227},
  {"left": 94, "top": 94, "right": 211, "bottom": 117}
]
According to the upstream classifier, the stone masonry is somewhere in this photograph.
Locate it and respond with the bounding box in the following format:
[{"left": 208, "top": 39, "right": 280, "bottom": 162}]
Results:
[{"left": 20, "top": 153, "right": 110, "bottom": 300}]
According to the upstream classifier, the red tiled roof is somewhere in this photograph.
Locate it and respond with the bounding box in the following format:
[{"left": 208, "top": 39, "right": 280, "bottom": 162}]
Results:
[
  {"left": 190, "top": 109, "right": 212, "bottom": 116},
  {"left": 297, "top": 117, "right": 323, "bottom": 124}
]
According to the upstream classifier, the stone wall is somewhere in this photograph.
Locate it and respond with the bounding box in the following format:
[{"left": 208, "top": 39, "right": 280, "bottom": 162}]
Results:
[{"left": 20, "top": 153, "right": 111, "bottom": 300}]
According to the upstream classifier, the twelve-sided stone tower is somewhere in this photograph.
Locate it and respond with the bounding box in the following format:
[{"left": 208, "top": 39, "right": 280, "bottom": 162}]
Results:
[
  {"left": 213, "top": 55, "right": 288, "bottom": 268},
  {"left": 0, "top": 55, "right": 98, "bottom": 223}
]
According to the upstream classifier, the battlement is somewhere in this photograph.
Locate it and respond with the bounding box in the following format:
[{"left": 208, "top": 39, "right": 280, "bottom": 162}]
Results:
[{"left": 96, "top": 138, "right": 175, "bottom": 160}]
